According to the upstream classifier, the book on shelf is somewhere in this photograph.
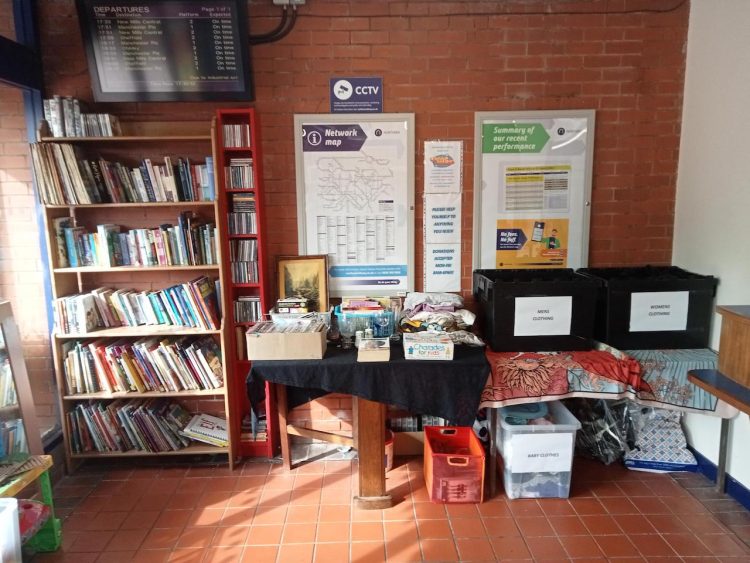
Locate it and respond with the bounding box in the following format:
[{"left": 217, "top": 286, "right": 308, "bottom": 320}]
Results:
[
  {"left": 231, "top": 261, "right": 259, "bottom": 284},
  {"left": 61, "top": 335, "right": 224, "bottom": 395},
  {"left": 53, "top": 276, "right": 221, "bottom": 335},
  {"left": 234, "top": 296, "right": 262, "bottom": 323},
  {"left": 222, "top": 123, "right": 251, "bottom": 148},
  {"left": 30, "top": 142, "right": 215, "bottom": 205},
  {"left": 225, "top": 158, "right": 254, "bottom": 190},
  {"left": 56, "top": 212, "right": 218, "bottom": 268},
  {"left": 43, "top": 95, "right": 122, "bottom": 138},
  {"left": 181, "top": 413, "right": 229, "bottom": 447},
  {"left": 0, "top": 350, "right": 18, "bottom": 407},
  {"left": 0, "top": 419, "right": 27, "bottom": 457},
  {"left": 66, "top": 399, "right": 213, "bottom": 454}
]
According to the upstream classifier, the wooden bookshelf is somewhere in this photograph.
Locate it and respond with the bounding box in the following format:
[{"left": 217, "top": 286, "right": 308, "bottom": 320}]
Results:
[
  {"left": 37, "top": 119, "right": 236, "bottom": 471},
  {"left": 215, "top": 108, "right": 277, "bottom": 459}
]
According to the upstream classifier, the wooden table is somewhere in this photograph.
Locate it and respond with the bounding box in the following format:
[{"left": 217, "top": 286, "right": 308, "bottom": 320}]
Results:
[
  {"left": 0, "top": 455, "right": 61, "bottom": 552},
  {"left": 249, "top": 342, "right": 490, "bottom": 509},
  {"left": 688, "top": 369, "right": 750, "bottom": 493}
]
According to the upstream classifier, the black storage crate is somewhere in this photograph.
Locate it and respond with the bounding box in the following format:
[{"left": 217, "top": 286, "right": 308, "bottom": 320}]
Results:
[
  {"left": 577, "top": 266, "right": 718, "bottom": 349},
  {"left": 473, "top": 269, "right": 601, "bottom": 352}
]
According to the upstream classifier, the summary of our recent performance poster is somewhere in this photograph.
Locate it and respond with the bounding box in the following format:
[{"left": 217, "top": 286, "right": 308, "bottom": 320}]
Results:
[{"left": 87, "top": 1, "right": 242, "bottom": 93}]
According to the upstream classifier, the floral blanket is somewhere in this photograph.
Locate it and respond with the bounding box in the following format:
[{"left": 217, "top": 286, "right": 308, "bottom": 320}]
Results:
[{"left": 480, "top": 345, "right": 736, "bottom": 418}]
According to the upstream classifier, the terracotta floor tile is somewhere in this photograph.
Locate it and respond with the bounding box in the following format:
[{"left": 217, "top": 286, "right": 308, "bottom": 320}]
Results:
[
  {"left": 104, "top": 528, "right": 148, "bottom": 551},
  {"left": 277, "top": 542, "right": 315, "bottom": 563},
  {"left": 202, "top": 546, "right": 244, "bottom": 562},
  {"left": 560, "top": 534, "right": 604, "bottom": 558},
  {"left": 515, "top": 515, "right": 554, "bottom": 537},
  {"left": 141, "top": 527, "right": 182, "bottom": 550},
  {"left": 618, "top": 481, "right": 654, "bottom": 496},
  {"left": 176, "top": 526, "right": 217, "bottom": 549},
  {"left": 383, "top": 500, "right": 415, "bottom": 521},
  {"left": 167, "top": 493, "right": 199, "bottom": 510},
  {"left": 313, "top": 542, "right": 350, "bottom": 563},
  {"left": 351, "top": 540, "right": 386, "bottom": 563},
  {"left": 100, "top": 495, "right": 140, "bottom": 512},
  {"left": 166, "top": 548, "right": 204, "bottom": 563},
  {"left": 548, "top": 515, "right": 588, "bottom": 536},
  {"left": 154, "top": 509, "right": 192, "bottom": 529},
  {"left": 507, "top": 499, "right": 543, "bottom": 517},
  {"left": 222, "top": 506, "right": 256, "bottom": 527},
  {"left": 240, "top": 463, "right": 272, "bottom": 476},
  {"left": 482, "top": 516, "right": 521, "bottom": 537},
  {"left": 455, "top": 537, "right": 495, "bottom": 561},
  {"left": 86, "top": 510, "right": 129, "bottom": 531},
  {"left": 413, "top": 502, "right": 447, "bottom": 520},
  {"left": 418, "top": 518, "right": 452, "bottom": 539},
  {"left": 617, "top": 514, "right": 658, "bottom": 535},
  {"left": 539, "top": 498, "right": 576, "bottom": 516},
  {"left": 290, "top": 488, "right": 322, "bottom": 505},
  {"left": 591, "top": 481, "right": 626, "bottom": 497},
  {"left": 133, "top": 549, "right": 172, "bottom": 562},
  {"left": 282, "top": 522, "right": 318, "bottom": 544},
  {"left": 680, "top": 513, "right": 728, "bottom": 534},
  {"left": 632, "top": 496, "right": 671, "bottom": 514},
  {"left": 286, "top": 504, "right": 320, "bottom": 523},
  {"left": 635, "top": 534, "right": 678, "bottom": 557},
  {"left": 385, "top": 536, "right": 424, "bottom": 562},
  {"left": 186, "top": 507, "right": 225, "bottom": 527},
  {"left": 67, "top": 530, "right": 116, "bottom": 552},
  {"left": 593, "top": 534, "right": 640, "bottom": 558},
  {"left": 316, "top": 521, "right": 350, "bottom": 543},
  {"left": 264, "top": 475, "right": 297, "bottom": 490},
  {"left": 489, "top": 535, "right": 532, "bottom": 559},
  {"left": 96, "top": 551, "right": 138, "bottom": 563},
  {"left": 526, "top": 536, "right": 567, "bottom": 560},
  {"left": 384, "top": 520, "right": 418, "bottom": 542},
  {"left": 449, "top": 517, "right": 486, "bottom": 538},
  {"left": 240, "top": 545, "right": 279, "bottom": 563},
  {"left": 318, "top": 504, "right": 351, "bottom": 522},
  {"left": 698, "top": 533, "right": 750, "bottom": 556},
  {"left": 571, "top": 497, "right": 608, "bottom": 516},
  {"left": 445, "top": 503, "right": 480, "bottom": 519},
  {"left": 294, "top": 474, "right": 324, "bottom": 489},
  {"left": 647, "top": 514, "right": 691, "bottom": 534},
  {"left": 120, "top": 510, "right": 160, "bottom": 530},
  {"left": 600, "top": 496, "right": 639, "bottom": 515},
  {"left": 63, "top": 511, "right": 96, "bottom": 533},
  {"left": 477, "top": 499, "right": 511, "bottom": 518},
  {"left": 136, "top": 493, "right": 173, "bottom": 512},
  {"left": 352, "top": 507, "right": 384, "bottom": 522},
  {"left": 581, "top": 514, "right": 621, "bottom": 535},
  {"left": 246, "top": 524, "right": 284, "bottom": 546},
  {"left": 351, "top": 521, "right": 384, "bottom": 542},
  {"left": 227, "top": 490, "right": 261, "bottom": 508},
  {"left": 421, "top": 538, "right": 458, "bottom": 561},
  {"left": 211, "top": 525, "right": 250, "bottom": 546},
  {"left": 251, "top": 505, "right": 288, "bottom": 525}
]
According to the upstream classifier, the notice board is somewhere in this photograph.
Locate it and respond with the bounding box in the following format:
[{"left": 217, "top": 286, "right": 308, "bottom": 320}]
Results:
[
  {"left": 77, "top": 0, "right": 252, "bottom": 102},
  {"left": 473, "top": 110, "right": 595, "bottom": 270},
  {"left": 294, "top": 113, "right": 415, "bottom": 297}
]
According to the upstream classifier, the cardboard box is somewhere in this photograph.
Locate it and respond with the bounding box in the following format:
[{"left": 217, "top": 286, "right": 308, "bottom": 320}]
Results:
[
  {"left": 246, "top": 326, "right": 327, "bottom": 360},
  {"left": 393, "top": 431, "right": 424, "bottom": 456},
  {"left": 403, "top": 332, "right": 454, "bottom": 360},
  {"left": 357, "top": 337, "right": 390, "bottom": 362}
]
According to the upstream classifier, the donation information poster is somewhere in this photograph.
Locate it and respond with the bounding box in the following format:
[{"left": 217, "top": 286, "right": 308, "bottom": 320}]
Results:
[
  {"left": 294, "top": 114, "right": 415, "bottom": 296},
  {"left": 424, "top": 140, "right": 463, "bottom": 292},
  {"left": 473, "top": 111, "right": 595, "bottom": 270}
]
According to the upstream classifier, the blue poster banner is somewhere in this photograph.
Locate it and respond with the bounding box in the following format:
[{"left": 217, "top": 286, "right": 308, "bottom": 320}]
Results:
[{"left": 330, "top": 77, "right": 383, "bottom": 113}]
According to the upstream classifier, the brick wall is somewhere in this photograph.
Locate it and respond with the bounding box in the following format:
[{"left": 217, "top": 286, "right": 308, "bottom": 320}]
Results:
[
  {"left": 0, "top": 0, "right": 57, "bottom": 431},
  {"left": 31, "top": 0, "right": 689, "bottom": 437}
]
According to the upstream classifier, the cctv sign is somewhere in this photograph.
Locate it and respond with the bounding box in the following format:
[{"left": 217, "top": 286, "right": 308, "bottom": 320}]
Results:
[{"left": 330, "top": 77, "right": 383, "bottom": 113}]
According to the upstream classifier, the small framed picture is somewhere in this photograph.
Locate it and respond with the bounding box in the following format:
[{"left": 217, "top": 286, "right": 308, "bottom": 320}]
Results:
[{"left": 276, "top": 255, "right": 329, "bottom": 313}]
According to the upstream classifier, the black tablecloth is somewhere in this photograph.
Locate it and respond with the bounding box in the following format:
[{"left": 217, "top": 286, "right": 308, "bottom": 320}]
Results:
[{"left": 246, "top": 343, "right": 491, "bottom": 427}]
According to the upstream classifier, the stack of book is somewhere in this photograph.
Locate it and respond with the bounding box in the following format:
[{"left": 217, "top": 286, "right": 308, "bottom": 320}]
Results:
[
  {"left": 240, "top": 408, "right": 267, "bottom": 442},
  {"left": 67, "top": 399, "right": 199, "bottom": 453},
  {"left": 30, "top": 143, "right": 214, "bottom": 205},
  {"left": 53, "top": 277, "right": 221, "bottom": 335},
  {"left": 52, "top": 213, "right": 218, "bottom": 268},
  {"left": 181, "top": 413, "right": 229, "bottom": 447},
  {"left": 222, "top": 123, "right": 251, "bottom": 148},
  {"left": 61, "top": 336, "right": 224, "bottom": 395},
  {"left": 229, "top": 238, "right": 259, "bottom": 284},
  {"left": 225, "top": 158, "right": 254, "bottom": 190},
  {"left": 0, "top": 353, "right": 17, "bottom": 407},
  {"left": 234, "top": 296, "right": 262, "bottom": 323},
  {"left": 42, "top": 95, "right": 121, "bottom": 138},
  {"left": 0, "top": 419, "right": 26, "bottom": 457}
]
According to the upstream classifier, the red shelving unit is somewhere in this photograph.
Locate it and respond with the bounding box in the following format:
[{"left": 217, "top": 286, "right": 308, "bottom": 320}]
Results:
[{"left": 215, "top": 108, "right": 277, "bottom": 459}]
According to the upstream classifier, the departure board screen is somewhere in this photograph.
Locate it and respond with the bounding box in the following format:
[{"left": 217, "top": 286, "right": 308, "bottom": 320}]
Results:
[{"left": 77, "top": 0, "right": 252, "bottom": 101}]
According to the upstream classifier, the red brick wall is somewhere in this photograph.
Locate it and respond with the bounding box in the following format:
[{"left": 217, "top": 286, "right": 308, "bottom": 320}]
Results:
[
  {"left": 0, "top": 0, "right": 57, "bottom": 430},
  {"left": 32, "top": 0, "right": 689, "bottom": 436}
]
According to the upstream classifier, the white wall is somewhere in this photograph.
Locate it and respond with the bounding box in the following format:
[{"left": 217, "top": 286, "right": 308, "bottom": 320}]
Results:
[{"left": 674, "top": 0, "right": 750, "bottom": 488}]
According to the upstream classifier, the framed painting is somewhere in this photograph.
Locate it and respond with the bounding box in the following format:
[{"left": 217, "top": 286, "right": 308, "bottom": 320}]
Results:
[{"left": 276, "top": 255, "right": 329, "bottom": 313}]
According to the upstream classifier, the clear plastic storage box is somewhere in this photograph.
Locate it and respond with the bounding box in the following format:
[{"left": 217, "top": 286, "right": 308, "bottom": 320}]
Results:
[{"left": 497, "top": 401, "right": 581, "bottom": 499}]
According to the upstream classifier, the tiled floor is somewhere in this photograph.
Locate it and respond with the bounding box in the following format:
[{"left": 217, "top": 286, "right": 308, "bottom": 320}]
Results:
[{"left": 29, "top": 454, "right": 750, "bottom": 562}]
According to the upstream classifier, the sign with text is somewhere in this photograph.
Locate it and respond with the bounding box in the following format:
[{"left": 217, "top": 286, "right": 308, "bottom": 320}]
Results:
[
  {"left": 77, "top": 0, "right": 252, "bottom": 102},
  {"left": 509, "top": 433, "right": 574, "bottom": 473},
  {"left": 629, "top": 291, "right": 690, "bottom": 332},
  {"left": 425, "top": 193, "right": 461, "bottom": 244},
  {"left": 424, "top": 243, "right": 461, "bottom": 292},
  {"left": 330, "top": 77, "right": 383, "bottom": 113},
  {"left": 513, "top": 296, "right": 572, "bottom": 337}
]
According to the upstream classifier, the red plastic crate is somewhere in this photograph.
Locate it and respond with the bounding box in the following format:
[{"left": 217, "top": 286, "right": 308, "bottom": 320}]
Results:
[{"left": 424, "top": 426, "right": 485, "bottom": 503}]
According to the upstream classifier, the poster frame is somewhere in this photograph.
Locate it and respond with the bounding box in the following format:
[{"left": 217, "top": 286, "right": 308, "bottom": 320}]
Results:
[
  {"left": 472, "top": 109, "right": 595, "bottom": 270},
  {"left": 293, "top": 112, "right": 415, "bottom": 297}
]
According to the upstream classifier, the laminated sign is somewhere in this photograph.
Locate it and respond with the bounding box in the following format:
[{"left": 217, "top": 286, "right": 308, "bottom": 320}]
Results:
[
  {"left": 513, "top": 296, "right": 572, "bottom": 337},
  {"left": 509, "top": 433, "right": 573, "bottom": 473}
]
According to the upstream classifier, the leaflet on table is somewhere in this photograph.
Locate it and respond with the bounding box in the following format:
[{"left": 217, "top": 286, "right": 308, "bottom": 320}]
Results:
[
  {"left": 301, "top": 120, "right": 410, "bottom": 293},
  {"left": 424, "top": 140, "right": 462, "bottom": 194}
]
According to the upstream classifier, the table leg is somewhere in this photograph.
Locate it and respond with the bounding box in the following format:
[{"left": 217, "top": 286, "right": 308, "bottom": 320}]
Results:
[
  {"left": 489, "top": 408, "right": 498, "bottom": 498},
  {"left": 26, "top": 470, "right": 61, "bottom": 552},
  {"left": 353, "top": 397, "right": 393, "bottom": 510},
  {"left": 717, "top": 417, "right": 729, "bottom": 493},
  {"left": 275, "top": 383, "right": 292, "bottom": 471}
]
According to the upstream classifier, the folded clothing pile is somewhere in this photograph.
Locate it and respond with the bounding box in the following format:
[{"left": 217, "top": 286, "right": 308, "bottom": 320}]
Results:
[{"left": 400, "top": 292, "right": 484, "bottom": 346}]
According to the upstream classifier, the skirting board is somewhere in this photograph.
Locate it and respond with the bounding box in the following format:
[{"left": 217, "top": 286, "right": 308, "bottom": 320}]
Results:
[{"left": 689, "top": 446, "right": 750, "bottom": 511}]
